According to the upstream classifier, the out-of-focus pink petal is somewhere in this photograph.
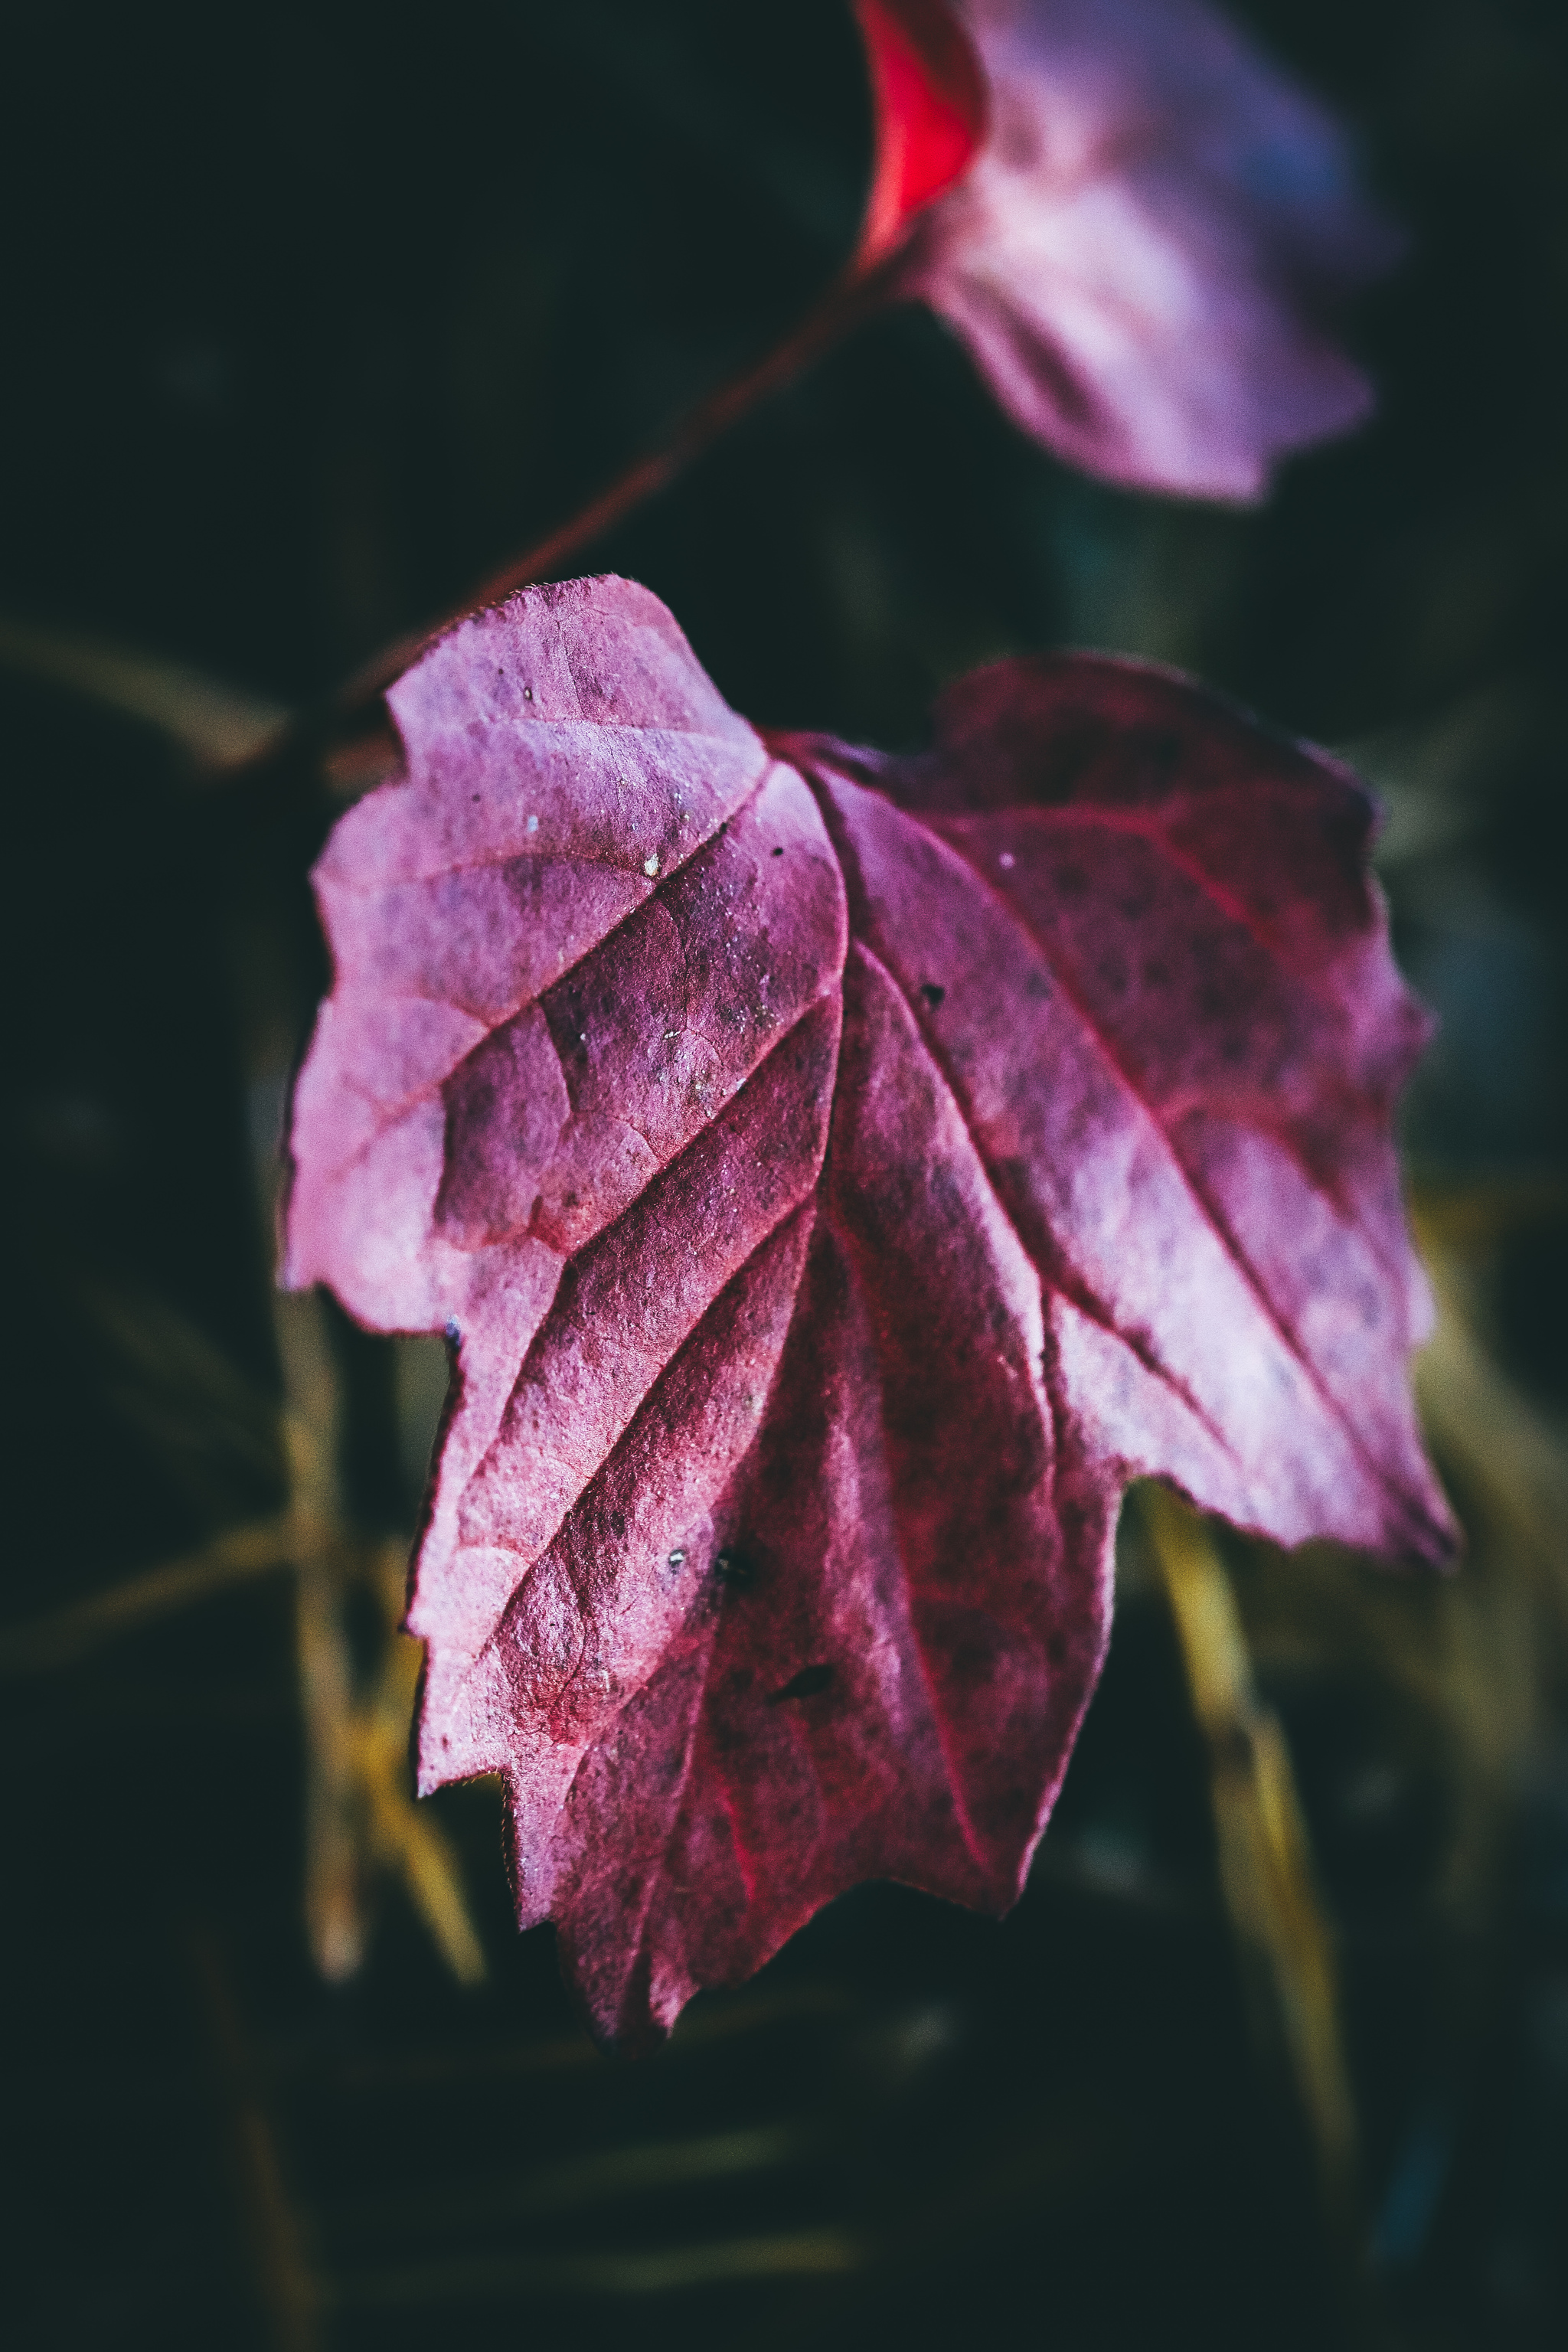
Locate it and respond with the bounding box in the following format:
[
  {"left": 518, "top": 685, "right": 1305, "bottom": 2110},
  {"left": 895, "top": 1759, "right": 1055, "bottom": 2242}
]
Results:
[{"left": 903, "top": 0, "right": 1402, "bottom": 498}]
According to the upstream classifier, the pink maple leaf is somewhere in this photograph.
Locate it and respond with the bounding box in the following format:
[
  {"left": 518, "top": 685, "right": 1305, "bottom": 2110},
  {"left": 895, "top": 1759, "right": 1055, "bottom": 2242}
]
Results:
[
  {"left": 284, "top": 576, "right": 1451, "bottom": 2048},
  {"left": 854, "top": 0, "right": 1401, "bottom": 498}
]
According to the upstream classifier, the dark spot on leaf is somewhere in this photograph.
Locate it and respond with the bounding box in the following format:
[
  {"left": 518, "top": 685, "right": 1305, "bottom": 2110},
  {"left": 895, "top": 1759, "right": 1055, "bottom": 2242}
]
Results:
[
  {"left": 771, "top": 845, "right": 785, "bottom": 857},
  {"left": 769, "top": 1663, "right": 834, "bottom": 1705},
  {"left": 286, "top": 574, "right": 1445, "bottom": 2043}
]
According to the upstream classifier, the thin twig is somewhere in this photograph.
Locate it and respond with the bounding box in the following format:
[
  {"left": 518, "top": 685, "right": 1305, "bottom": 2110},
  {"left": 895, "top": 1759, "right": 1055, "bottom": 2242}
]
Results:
[
  {"left": 273, "top": 1289, "right": 371, "bottom": 1980},
  {"left": 0, "top": 1511, "right": 295, "bottom": 1674},
  {"left": 1413, "top": 1230, "right": 1568, "bottom": 1623},
  {"left": 354, "top": 1556, "right": 487, "bottom": 1985},
  {"left": 0, "top": 1289, "right": 485, "bottom": 1977},
  {"left": 1139, "top": 1486, "right": 1363, "bottom": 2259},
  {"left": 5, "top": 269, "right": 889, "bottom": 796},
  {"left": 224, "top": 266, "right": 890, "bottom": 795},
  {"left": 335, "top": 270, "right": 884, "bottom": 707},
  {"left": 0, "top": 612, "right": 288, "bottom": 768},
  {"left": 325, "top": 2231, "right": 864, "bottom": 2309},
  {"left": 188, "top": 1922, "right": 322, "bottom": 2351},
  {"left": 271, "top": 1292, "right": 487, "bottom": 1984}
]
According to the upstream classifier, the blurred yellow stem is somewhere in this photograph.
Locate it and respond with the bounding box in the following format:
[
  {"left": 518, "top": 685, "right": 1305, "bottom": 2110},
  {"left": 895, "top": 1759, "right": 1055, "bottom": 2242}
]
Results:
[
  {"left": 1413, "top": 1222, "right": 1568, "bottom": 1615},
  {"left": 270, "top": 1289, "right": 487, "bottom": 1986},
  {"left": 0, "top": 611, "right": 287, "bottom": 768},
  {"left": 188, "top": 1922, "right": 322, "bottom": 2351},
  {"left": 1140, "top": 1485, "right": 1360, "bottom": 2238},
  {"left": 0, "top": 1510, "right": 294, "bottom": 1674}
]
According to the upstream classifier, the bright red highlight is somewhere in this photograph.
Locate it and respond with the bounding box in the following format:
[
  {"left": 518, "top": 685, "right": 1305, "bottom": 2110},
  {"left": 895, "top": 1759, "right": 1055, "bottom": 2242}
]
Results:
[{"left": 853, "top": 0, "right": 988, "bottom": 267}]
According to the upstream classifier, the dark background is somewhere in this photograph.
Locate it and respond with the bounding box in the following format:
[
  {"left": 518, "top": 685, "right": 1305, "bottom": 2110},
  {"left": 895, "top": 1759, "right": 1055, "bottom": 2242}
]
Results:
[{"left": 4, "top": 3, "right": 1567, "bottom": 2346}]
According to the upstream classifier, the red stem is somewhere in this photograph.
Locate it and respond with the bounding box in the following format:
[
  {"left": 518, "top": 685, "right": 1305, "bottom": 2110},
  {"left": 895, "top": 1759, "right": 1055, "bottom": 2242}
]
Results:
[{"left": 333, "top": 268, "right": 888, "bottom": 720}]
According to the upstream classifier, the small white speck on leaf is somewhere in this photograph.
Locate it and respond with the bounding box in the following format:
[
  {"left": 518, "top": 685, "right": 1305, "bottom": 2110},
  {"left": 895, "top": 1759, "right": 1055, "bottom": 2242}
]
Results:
[
  {"left": 527, "top": 813, "right": 540, "bottom": 833},
  {"left": 999, "top": 851, "right": 1016, "bottom": 870},
  {"left": 643, "top": 853, "right": 661, "bottom": 878}
]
